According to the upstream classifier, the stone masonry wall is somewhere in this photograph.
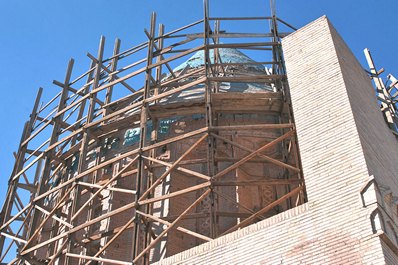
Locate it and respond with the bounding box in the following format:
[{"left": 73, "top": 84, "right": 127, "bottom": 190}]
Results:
[{"left": 153, "top": 16, "right": 396, "bottom": 264}]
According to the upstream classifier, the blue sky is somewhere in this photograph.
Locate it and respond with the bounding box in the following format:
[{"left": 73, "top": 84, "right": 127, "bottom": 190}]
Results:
[{"left": 0, "top": 0, "right": 397, "bottom": 212}]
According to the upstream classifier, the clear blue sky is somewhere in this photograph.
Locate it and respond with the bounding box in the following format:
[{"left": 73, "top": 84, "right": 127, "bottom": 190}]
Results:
[{"left": 0, "top": 0, "right": 397, "bottom": 211}]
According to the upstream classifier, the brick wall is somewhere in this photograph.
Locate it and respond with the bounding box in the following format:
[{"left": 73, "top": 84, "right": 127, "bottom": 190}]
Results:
[
  {"left": 154, "top": 16, "right": 398, "bottom": 264},
  {"left": 328, "top": 15, "right": 398, "bottom": 264}
]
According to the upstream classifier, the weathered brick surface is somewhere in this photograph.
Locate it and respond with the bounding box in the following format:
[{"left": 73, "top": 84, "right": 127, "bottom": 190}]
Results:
[{"left": 154, "top": 16, "right": 398, "bottom": 264}]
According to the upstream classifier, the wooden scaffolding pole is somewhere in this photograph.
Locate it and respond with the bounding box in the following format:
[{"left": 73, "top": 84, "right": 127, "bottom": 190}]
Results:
[
  {"left": 0, "top": 87, "right": 43, "bottom": 258},
  {"left": 132, "top": 12, "right": 156, "bottom": 263},
  {"left": 0, "top": 3, "right": 307, "bottom": 263}
]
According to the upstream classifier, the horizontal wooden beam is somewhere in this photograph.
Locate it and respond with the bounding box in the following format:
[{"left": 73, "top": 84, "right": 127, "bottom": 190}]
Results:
[
  {"left": 212, "top": 179, "right": 303, "bottom": 186},
  {"left": 210, "top": 124, "right": 292, "bottom": 131}
]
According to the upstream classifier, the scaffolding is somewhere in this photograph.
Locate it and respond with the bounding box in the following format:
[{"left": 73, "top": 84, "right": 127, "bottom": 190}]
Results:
[{"left": 0, "top": 1, "right": 306, "bottom": 264}]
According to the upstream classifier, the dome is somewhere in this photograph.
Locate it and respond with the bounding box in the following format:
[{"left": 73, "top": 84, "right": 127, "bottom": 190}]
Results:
[
  {"left": 161, "top": 48, "right": 273, "bottom": 103},
  {"left": 173, "top": 48, "right": 266, "bottom": 72}
]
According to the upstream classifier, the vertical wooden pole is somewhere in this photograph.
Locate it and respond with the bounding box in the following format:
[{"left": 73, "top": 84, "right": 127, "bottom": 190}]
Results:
[
  {"left": 203, "top": 0, "right": 217, "bottom": 238},
  {"left": 0, "top": 88, "right": 42, "bottom": 257},
  {"left": 132, "top": 12, "right": 156, "bottom": 264},
  {"left": 66, "top": 36, "right": 105, "bottom": 264},
  {"left": 154, "top": 24, "right": 164, "bottom": 100},
  {"left": 70, "top": 60, "right": 96, "bottom": 147},
  {"left": 270, "top": 0, "right": 279, "bottom": 76},
  {"left": 270, "top": 4, "right": 305, "bottom": 205},
  {"left": 213, "top": 20, "right": 221, "bottom": 93},
  {"left": 22, "top": 158, "right": 43, "bottom": 241},
  {"left": 104, "top": 38, "right": 121, "bottom": 115},
  {"left": 75, "top": 36, "right": 106, "bottom": 176},
  {"left": 25, "top": 59, "right": 73, "bottom": 254},
  {"left": 143, "top": 22, "right": 164, "bottom": 265}
]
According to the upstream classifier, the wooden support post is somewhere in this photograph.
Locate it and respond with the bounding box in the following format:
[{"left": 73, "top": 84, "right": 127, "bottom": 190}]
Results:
[
  {"left": 71, "top": 59, "right": 96, "bottom": 146},
  {"left": 153, "top": 24, "right": 164, "bottom": 100},
  {"left": 141, "top": 22, "right": 165, "bottom": 265},
  {"left": 202, "top": 0, "right": 218, "bottom": 239},
  {"left": 133, "top": 12, "right": 156, "bottom": 263},
  {"left": 65, "top": 36, "right": 106, "bottom": 263},
  {"left": 105, "top": 38, "right": 121, "bottom": 112},
  {"left": 24, "top": 59, "right": 74, "bottom": 259}
]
